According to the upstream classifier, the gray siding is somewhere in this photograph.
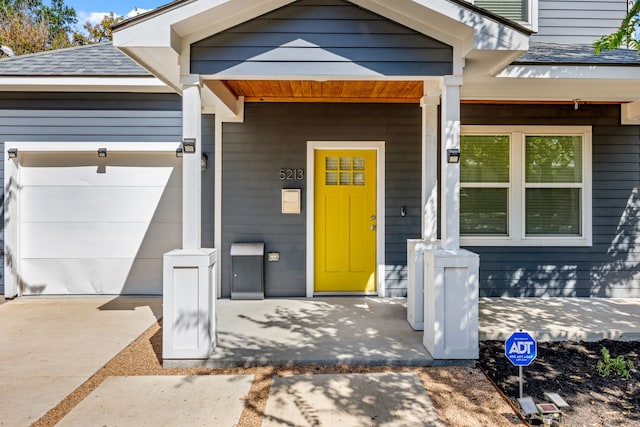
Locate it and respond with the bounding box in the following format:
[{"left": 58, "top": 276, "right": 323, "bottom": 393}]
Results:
[
  {"left": 0, "top": 93, "right": 214, "bottom": 295},
  {"left": 202, "top": 114, "right": 216, "bottom": 249},
  {"left": 533, "top": 0, "right": 628, "bottom": 43},
  {"left": 191, "top": 0, "right": 452, "bottom": 77},
  {"left": 461, "top": 103, "right": 640, "bottom": 297},
  {"left": 222, "top": 103, "right": 422, "bottom": 298}
]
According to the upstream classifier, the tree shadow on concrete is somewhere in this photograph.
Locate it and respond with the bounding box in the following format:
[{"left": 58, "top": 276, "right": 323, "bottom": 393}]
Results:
[{"left": 208, "top": 298, "right": 434, "bottom": 368}]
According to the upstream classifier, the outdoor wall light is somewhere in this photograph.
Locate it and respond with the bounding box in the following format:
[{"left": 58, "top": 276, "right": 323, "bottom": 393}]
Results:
[
  {"left": 97, "top": 148, "right": 107, "bottom": 158},
  {"left": 176, "top": 147, "right": 183, "bottom": 158},
  {"left": 201, "top": 152, "right": 208, "bottom": 171},
  {"left": 7, "top": 148, "right": 17, "bottom": 159},
  {"left": 182, "top": 138, "right": 196, "bottom": 153},
  {"left": 447, "top": 148, "right": 460, "bottom": 164}
]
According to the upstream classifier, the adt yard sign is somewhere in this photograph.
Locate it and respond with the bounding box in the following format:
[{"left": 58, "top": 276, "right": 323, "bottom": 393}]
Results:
[{"left": 505, "top": 331, "right": 537, "bottom": 366}]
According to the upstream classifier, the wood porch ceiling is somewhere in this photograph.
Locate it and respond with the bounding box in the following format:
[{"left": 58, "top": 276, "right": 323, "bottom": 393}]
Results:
[{"left": 216, "top": 80, "right": 424, "bottom": 103}]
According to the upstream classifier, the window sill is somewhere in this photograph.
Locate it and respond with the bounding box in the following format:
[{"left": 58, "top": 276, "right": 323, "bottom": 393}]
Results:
[{"left": 461, "top": 236, "right": 592, "bottom": 247}]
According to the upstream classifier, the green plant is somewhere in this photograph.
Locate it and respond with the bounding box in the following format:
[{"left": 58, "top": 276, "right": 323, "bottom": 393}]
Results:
[{"left": 596, "top": 346, "right": 634, "bottom": 379}]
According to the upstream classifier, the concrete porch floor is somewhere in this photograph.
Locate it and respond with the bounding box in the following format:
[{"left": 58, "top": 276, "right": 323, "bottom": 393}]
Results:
[
  {"left": 174, "top": 298, "right": 448, "bottom": 368},
  {"left": 171, "top": 296, "right": 640, "bottom": 368}
]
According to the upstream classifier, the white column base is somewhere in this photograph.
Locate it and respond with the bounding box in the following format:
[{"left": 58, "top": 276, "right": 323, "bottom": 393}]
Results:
[
  {"left": 407, "top": 239, "right": 440, "bottom": 331},
  {"left": 163, "top": 248, "right": 217, "bottom": 360},
  {"left": 423, "top": 248, "right": 479, "bottom": 359}
]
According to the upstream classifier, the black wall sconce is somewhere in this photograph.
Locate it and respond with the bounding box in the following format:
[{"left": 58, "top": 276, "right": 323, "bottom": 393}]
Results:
[
  {"left": 8, "top": 148, "right": 17, "bottom": 159},
  {"left": 176, "top": 147, "right": 183, "bottom": 158},
  {"left": 97, "top": 148, "right": 107, "bottom": 158},
  {"left": 447, "top": 148, "right": 460, "bottom": 164},
  {"left": 182, "top": 138, "right": 196, "bottom": 153}
]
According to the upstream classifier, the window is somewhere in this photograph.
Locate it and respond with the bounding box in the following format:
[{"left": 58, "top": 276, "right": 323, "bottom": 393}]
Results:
[
  {"left": 469, "top": 0, "right": 538, "bottom": 30},
  {"left": 325, "top": 156, "right": 366, "bottom": 186},
  {"left": 460, "top": 126, "right": 592, "bottom": 246}
]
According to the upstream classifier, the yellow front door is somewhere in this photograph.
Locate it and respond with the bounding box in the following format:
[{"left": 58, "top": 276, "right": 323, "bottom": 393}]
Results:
[{"left": 314, "top": 150, "right": 377, "bottom": 293}]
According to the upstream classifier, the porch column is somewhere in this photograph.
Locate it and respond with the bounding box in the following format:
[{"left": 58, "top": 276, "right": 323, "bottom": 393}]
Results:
[
  {"left": 407, "top": 90, "right": 441, "bottom": 331},
  {"left": 422, "top": 75, "right": 479, "bottom": 360},
  {"left": 421, "top": 90, "right": 440, "bottom": 242},
  {"left": 162, "top": 75, "right": 218, "bottom": 363},
  {"left": 440, "top": 75, "right": 463, "bottom": 250},
  {"left": 182, "top": 75, "right": 202, "bottom": 249}
]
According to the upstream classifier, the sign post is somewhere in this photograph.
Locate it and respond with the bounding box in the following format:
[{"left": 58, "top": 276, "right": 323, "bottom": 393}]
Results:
[{"left": 505, "top": 330, "right": 537, "bottom": 398}]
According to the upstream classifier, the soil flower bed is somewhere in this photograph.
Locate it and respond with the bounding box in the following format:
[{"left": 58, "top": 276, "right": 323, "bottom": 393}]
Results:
[{"left": 479, "top": 340, "right": 640, "bottom": 427}]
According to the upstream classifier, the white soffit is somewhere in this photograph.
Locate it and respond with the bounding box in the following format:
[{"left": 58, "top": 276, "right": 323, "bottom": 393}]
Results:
[
  {"left": 471, "top": 65, "right": 640, "bottom": 103},
  {"left": 498, "top": 65, "right": 640, "bottom": 80},
  {"left": 113, "top": 0, "right": 530, "bottom": 91},
  {"left": 463, "top": 74, "right": 640, "bottom": 103}
]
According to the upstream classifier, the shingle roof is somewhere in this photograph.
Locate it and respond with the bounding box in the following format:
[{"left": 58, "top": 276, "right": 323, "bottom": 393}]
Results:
[
  {"left": 112, "top": 0, "right": 534, "bottom": 35},
  {"left": 1, "top": 40, "right": 638, "bottom": 78},
  {"left": 0, "top": 43, "right": 150, "bottom": 76},
  {"left": 513, "top": 42, "right": 640, "bottom": 66}
]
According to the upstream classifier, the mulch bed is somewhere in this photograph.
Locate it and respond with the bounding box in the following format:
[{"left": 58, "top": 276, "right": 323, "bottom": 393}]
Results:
[{"left": 479, "top": 340, "right": 640, "bottom": 426}]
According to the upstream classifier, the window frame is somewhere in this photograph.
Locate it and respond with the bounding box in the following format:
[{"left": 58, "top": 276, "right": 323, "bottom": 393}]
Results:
[
  {"left": 460, "top": 125, "right": 592, "bottom": 247},
  {"left": 467, "top": 0, "right": 538, "bottom": 31}
]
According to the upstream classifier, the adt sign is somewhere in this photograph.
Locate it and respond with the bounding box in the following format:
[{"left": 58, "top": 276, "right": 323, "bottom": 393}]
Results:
[{"left": 505, "top": 331, "right": 537, "bottom": 366}]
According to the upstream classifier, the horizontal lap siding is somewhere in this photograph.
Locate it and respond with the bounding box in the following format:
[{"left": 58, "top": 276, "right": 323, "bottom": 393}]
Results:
[
  {"left": 534, "top": 0, "right": 627, "bottom": 43},
  {"left": 0, "top": 93, "right": 213, "bottom": 295},
  {"left": 222, "top": 103, "right": 421, "bottom": 298},
  {"left": 462, "top": 103, "right": 640, "bottom": 297},
  {"left": 191, "top": 0, "right": 452, "bottom": 77}
]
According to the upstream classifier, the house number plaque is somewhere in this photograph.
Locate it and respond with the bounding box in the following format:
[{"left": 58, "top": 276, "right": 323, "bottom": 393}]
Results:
[{"left": 279, "top": 168, "right": 304, "bottom": 181}]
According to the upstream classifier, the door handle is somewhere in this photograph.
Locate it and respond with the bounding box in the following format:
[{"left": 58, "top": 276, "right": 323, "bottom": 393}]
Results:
[{"left": 370, "top": 225, "right": 376, "bottom": 231}]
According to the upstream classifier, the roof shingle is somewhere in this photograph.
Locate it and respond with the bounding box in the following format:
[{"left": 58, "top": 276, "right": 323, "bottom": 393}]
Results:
[
  {"left": 513, "top": 42, "right": 640, "bottom": 66},
  {"left": 0, "top": 43, "right": 149, "bottom": 76}
]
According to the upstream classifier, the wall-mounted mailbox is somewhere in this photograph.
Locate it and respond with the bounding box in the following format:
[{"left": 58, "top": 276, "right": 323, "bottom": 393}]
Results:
[
  {"left": 282, "top": 189, "right": 301, "bottom": 214},
  {"left": 231, "top": 243, "right": 265, "bottom": 300}
]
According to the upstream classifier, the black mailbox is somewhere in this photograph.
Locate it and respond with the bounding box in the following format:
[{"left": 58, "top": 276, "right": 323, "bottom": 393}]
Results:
[{"left": 230, "top": 243, "right": 265, "bottom": 299}]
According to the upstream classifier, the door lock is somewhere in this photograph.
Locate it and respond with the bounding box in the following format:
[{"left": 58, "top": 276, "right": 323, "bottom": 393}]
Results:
[{"left": 370, "top": 215, "right": 376, "bottom": 221}]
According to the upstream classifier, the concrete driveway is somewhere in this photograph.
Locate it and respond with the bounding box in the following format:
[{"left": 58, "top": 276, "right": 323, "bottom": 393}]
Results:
[{"left": 0, "top": 296, "right": 161, "bottom": 426}]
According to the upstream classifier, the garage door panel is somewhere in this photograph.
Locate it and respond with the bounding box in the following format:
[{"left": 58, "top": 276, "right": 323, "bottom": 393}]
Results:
[
  {"left": 20, "top": 153, "right": 182, "bottom": 188},
  {"left": 18, "top": 151, "right": 182, "bottom": 295},
  {"left": 20, "top": 258, "right": 163, "bottom": 295},
  {"left": 21, "top": 187, "right": 182, "bottom": 223},
  {"left": 21, "top": 222, "right": 181, "bottom": 259}
]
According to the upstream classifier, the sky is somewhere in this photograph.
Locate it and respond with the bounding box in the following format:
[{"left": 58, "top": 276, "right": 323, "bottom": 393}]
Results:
[{"left": 65, "top": 0, "right": 167, "bottom": 26}]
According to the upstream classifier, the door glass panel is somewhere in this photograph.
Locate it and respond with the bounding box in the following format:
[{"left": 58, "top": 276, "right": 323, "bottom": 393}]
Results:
[
  {"left": 340, "top": 157, "right": 352, "bottom": 170},
  {"left": 326, "top": 157, "right": 338, "bottom": 171},
  {"left": 353, "top": 157, "right": 365, "bottom": 170},
  {"left": 340, "top": 172, "right": 351, "bottom": 186},
  {"left": 325, "top": 172, "right": 338, "bottom": 185},
  {"left": 353, "top": 172, "right": 365, "bottom": 186}
]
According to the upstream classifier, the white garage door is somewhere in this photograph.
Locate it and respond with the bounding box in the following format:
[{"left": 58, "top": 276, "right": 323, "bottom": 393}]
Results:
[{"left": 18, "top": 151, "right": 182, "bottom": 295}]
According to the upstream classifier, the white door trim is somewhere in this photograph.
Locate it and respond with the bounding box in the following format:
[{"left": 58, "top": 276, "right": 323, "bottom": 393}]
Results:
[{"left": 306, "top": 141, "right": 386, "bottom": 298}]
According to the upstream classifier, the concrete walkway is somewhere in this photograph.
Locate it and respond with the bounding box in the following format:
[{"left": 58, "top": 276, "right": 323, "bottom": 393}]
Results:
[
  {"left": 263, "top": 372, "right": 444, "bottom": 426},
  {"left": 1, "top": 295, "right": 639, "bottom": 426},
  {"left": 0, "top": 296, "right": 161, "bottom": 426}
]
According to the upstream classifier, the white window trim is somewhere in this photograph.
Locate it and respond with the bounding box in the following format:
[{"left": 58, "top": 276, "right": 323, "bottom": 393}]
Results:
[{"left": 460, "top": 125, "right": 592, "bottom": 247}]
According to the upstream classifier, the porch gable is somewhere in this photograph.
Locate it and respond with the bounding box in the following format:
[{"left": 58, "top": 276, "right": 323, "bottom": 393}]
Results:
[{"left": 190, "top": 0, "right": 453, "bottom": 78}]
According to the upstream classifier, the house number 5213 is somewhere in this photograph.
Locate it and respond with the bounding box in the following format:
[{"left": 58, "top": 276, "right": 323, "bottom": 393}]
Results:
[{"left": 279, "top": 168, "right": 304, "bottom": 181}]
